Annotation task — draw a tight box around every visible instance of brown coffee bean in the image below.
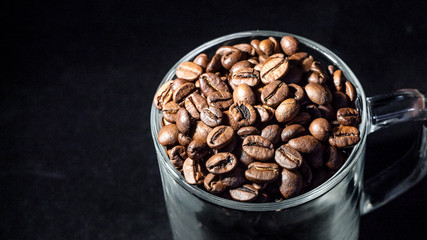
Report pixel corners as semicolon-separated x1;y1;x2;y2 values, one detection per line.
199;72;229;97
333;69;343;92
233;43;256;56
242;135;275;161
237;126;260;139
308;61;329;84
250;39;263;56
221;48;243;70
245;162;280;183
309;118;331;141
264;53;285;64
229;101;257;129
233;84;256;105
337;108;361;126
192;121;212;143
279;168;303;199
173;82;196;105
287;112;312;126
204;168;246;194
214;134;237;153
305;147;324;168
254;62;264;72
200;106;223;127
288;135;321;154
154;80;173;110
260;57;289;84
324;146;344;170
305;83;332;105
178;133;192;147
183;158;205;185
345;80;357;102
329;126;360;148
275;144;303;170
288;83;306;103
207;91;234;110
171;78;190;92
261;124;282;144
206;53;222;73
261;80;290;107
332;91;349;110
187;139;209;161
206;125;235;149
229;184;258;202
176;108;192;135
206;152;238;175
158;124;179;146
193;53;209;69
230;68;260;87
254;105;275;123
269;36;282;53
305;104;322;119
259;39;275;56
281;124;306;142
280;36;299;56
204;173;227;194
229;60;254;76
185;92;208;120
288;52;313;72
237;147;256;166
162;101;180;123
318;104;335;121
275;98;300;123
176;61;203;81
168;145;187;170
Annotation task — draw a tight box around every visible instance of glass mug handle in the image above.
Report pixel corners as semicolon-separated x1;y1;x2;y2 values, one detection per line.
360;89;427;215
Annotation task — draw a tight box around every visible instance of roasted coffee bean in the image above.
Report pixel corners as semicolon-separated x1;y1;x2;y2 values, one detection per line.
288;135;321;154
158;124;179;146
173;82;196;105
206;125;235;149
275;98;300;123
162;101;180;123
269;36;282;54
288;52;313;72
237;126;260;139
318;104;335;121
305;147;324;168
242;135;275;161
324;146;344;170
204;168;246;194
176;62;203;81
171;78;190;92
206;53;222;73
345;81;357;102
237;147;256;166
206;152;238;174
329;126;360;148
305;104;322;119
204;173;227;193
279;168;303;198
309;118;331;141
187;139;209;161
308;61;329;84
281;124;306;142
192;121;212;142
332;91;349;110
250;39;263;57
200;106;223;127
168;145;187;170
229;101;257;129
178;133;192;147
230;68;260;87
260;57;289;84
261;124;282;144
245;162;280;183
229;60;254;76
199;72;229;97
233;43;256;56
280;36;299;55
305;83;332;105
185;92;208;119
233;84;256;105
264;53;285;64
282;65;302;85
207;91;234;110
299;161;313;187
333;69;344;92
176;108;192;135
254;105;275;123
287;112;312;126
221;48;243;70
288;83;306;103
183;158;205;185
261;80;290;107
215;46;237;56
193;53;210;69
254;62;264;72
275;144;303;170
229;184;259;202
154;80;173;110
337;107;361;126
215;134;237;153
259;39;275;56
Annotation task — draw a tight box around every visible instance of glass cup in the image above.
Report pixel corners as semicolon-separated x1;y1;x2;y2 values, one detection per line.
150;30;427;240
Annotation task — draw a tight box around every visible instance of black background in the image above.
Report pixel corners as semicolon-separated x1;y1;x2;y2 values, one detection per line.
2;0;427;239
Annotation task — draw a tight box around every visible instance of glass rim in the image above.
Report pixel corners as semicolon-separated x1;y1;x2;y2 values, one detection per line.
150;30;368;211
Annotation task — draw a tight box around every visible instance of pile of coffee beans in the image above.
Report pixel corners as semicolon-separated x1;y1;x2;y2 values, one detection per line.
154;35;361;202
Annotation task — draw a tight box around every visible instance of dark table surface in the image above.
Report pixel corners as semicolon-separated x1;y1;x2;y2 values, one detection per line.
2;0;427;239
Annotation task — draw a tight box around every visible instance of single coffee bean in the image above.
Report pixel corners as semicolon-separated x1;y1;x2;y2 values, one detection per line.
158;124;179;146
254;105;275;123
237;147;256;166
178;133;192;147
237;126;260;139
193;53;210;69
288;83;306;103
229;101;257;129
242;135;275;161
269;36;282;54
275;144;303;170
260;57;289;84
215;46;237;56
206;125;235;149
204;168;246;194
281;124;306;142
333;69;344;92
305;104;322;119
230;68;260;87
176;61;203;81
337;107;361;126
332;91;349;110
187;139;209;161
229;184;259;202
308;61;329;84
288;52;313;72
173;82;196;105
261;124;282;144
221;48;243;70
286;112;312;126
233;43;256;56
200;106;223;127
206;53;222;73
263;53;285;65
275;98;300;123
259;39;275;56
261;80;290;107
305;147;324;168
206;152;238;175
250;39;263;57
233;84;256;105
162;101;180;123
192;121;212;143
280;36;299;55
309;118;331;141
154;80;173;110
207;91;234;110
279;168;303;199
183;158;205;185
318;104;335;121
305;83;332;105
214;134;237;153
245;162;280;183
345;80;357;102
168;145;187;170
299;161;313;187
185;92;208;120
329;126;360;148
288;135;321;154
176;108;192;135
171;78;190;92
204;173;227;194
199;72;230;97
324;146;344;170
229;60;254;76
282;65;302;85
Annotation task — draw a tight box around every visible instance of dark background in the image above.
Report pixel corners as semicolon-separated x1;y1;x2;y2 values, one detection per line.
2;0;427;239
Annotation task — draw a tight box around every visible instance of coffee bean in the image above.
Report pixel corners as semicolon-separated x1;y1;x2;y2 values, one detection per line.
250;39;263;57
237;126;260;139
254;105;275;123
263;53;285;64
261;124;282;144
185;92;208;119
333;69;343;92
192;121;212;143
158;124;179;146
162;101;180;123
280;36;299;56
281;124;306;142
229;101;257;129
233;84;256;105
176;108;192;135
275;144;303;170
173;82;196;105
259;39;275;56
305;83;332;105
229;184;259;202
176;61;203;81
324;146;344;170
329;126;360;148
275;98;300;123
206;53;222;73
288;83;306;103
207;91;234;110
260;57;289;84
308;61;329;84
242;135;275;161
221;48;243;70
261;80;290;107
206;125;235;149
154;80;173;110
230;68;260;87
288;52;313;72
279;168;303;198
332;91;349;110
187;139;209;161
237;147;256;166
305;104;322;119
183;158;205;185
337;108;361;126
200;106;223;127
193;53;210;69
214;134;237;153
233;43;256;56
206;152;238;175
282;65;302;85
254;62;264;72
171;78;190;92
305;147;324;168
168;145;187;170
309;118;331;141
269;36;282;54
286;112;312;126
178;133;192;147
318;104;335;121
199;72;230;97
204;168;246;194
229;60;254;76
204;173;227;194
288;135;321;154
345;81;357;102
245;162;280;183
